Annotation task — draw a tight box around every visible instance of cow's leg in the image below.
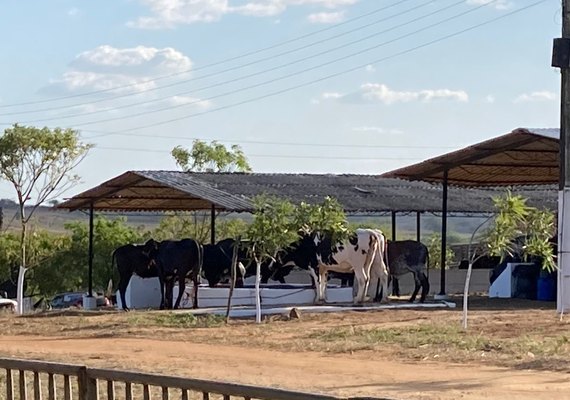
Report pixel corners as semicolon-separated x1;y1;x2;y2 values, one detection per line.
392;277;401;297
371;261;389;304
307;267;320;303
192;276;199;309
118;275;131;311
158;276;166;310
409;271;422;303
419;271;430;303
318;268;328;303
353;267;368;303
173;275;185;309
165;278;175;309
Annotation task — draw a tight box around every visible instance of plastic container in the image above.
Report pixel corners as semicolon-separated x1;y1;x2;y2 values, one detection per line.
537;275;556;301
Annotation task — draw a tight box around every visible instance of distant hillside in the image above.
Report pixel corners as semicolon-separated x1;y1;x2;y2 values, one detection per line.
0;198;487;244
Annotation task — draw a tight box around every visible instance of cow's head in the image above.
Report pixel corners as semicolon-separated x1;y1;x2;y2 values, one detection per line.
141;238;160;268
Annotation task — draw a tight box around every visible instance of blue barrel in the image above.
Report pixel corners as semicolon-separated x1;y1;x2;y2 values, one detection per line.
537;275;556;301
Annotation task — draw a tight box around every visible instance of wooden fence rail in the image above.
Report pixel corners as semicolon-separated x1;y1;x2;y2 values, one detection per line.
1;358;389;400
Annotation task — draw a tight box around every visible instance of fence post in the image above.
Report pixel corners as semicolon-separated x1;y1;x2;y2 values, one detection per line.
78;367;98;400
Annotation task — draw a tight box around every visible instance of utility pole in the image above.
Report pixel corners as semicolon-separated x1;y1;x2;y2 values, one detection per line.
552;0;570;313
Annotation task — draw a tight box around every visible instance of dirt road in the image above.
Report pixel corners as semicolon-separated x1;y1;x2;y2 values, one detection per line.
1;334;569;400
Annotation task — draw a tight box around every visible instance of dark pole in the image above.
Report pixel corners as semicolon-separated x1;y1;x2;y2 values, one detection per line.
210;204;216;245
391;211;396;241
416;211;421;242
88;202;94;297
438;169;449;297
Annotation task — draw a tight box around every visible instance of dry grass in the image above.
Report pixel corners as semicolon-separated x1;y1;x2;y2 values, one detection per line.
1;297;569;373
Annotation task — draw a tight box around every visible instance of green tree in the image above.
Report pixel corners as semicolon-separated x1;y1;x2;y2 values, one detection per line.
245;196;349;323
246;195;299;323
62;216;146;293
427;233;455;269
462;191;556;329
0;124;92;313
172;140;252;173
170;139;252;244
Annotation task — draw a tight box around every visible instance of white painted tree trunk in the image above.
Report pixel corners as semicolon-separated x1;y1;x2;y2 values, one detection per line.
255;261;261;323
462;262;474;330
16;266;26;315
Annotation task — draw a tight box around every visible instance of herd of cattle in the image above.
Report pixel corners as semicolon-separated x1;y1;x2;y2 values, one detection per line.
112;228;430;311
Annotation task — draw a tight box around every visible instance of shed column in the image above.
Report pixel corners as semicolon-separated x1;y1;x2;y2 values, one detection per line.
210;204;216;245
435;169;449;300
88;202;94;297
391;211;397;241
416;211;421;242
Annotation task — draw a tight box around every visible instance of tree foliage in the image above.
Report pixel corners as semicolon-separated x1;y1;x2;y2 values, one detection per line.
0;124;92;312
172;140;252;173
0;124;92;214
427;233;455;269
485;191;556;272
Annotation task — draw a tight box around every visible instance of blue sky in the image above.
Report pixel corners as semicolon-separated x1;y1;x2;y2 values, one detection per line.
0;0;562;201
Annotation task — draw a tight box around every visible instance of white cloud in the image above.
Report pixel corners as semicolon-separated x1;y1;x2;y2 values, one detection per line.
514;91;557;103
360;83;469;104
352;126;403;135
365;64;376;73
128;0;358;28
466;0;513;10
40;45;193;97
311;91;344;104
321;91;343;99
307;11;345;24
485;94;495;103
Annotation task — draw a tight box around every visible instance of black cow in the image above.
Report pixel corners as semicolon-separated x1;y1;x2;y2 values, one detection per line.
380;240;430;303
202;238;248;287
112;241;158;311
146;238;203;309
203;238;285;286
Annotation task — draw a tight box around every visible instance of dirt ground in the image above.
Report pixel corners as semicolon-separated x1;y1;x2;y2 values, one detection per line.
1;297;569;400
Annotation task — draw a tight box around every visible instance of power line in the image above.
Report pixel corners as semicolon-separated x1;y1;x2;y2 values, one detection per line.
95;145;426;160
1;0;444;120
0;0;416;109
79;0;540;136
88;134;459;150
22;0;491;128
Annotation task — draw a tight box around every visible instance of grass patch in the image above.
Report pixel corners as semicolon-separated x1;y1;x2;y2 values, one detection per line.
127;312;224;328
305;323;570;364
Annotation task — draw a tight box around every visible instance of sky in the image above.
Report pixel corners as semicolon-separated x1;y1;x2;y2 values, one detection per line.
0;0;562;202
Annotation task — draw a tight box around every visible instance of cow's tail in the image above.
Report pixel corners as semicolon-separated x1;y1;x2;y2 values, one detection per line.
197;241;204;280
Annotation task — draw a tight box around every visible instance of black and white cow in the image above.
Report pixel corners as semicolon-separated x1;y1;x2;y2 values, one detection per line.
112;241;158;311
276;229;389;303
145;238;203;309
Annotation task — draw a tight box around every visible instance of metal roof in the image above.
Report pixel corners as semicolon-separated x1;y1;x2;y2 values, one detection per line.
380;128;560;186
57;171;253;212
57;170;557;214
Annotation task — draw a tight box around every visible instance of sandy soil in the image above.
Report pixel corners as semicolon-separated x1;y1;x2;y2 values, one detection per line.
0;298;569;400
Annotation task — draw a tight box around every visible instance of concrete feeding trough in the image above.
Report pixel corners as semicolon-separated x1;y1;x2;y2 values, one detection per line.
115;276;354;310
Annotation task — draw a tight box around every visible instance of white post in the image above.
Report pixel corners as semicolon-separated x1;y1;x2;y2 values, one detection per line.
558;190;570;313
16;266;26;315
255;261;261;323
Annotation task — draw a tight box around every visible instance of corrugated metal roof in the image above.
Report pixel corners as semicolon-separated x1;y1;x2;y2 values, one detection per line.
381;127;560;186
57;170;557;214
57;171;253;212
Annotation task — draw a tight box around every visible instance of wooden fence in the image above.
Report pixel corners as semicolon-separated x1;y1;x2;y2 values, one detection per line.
1;358;389;400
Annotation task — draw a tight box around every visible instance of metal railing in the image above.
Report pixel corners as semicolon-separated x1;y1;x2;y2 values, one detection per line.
1;358;389;400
